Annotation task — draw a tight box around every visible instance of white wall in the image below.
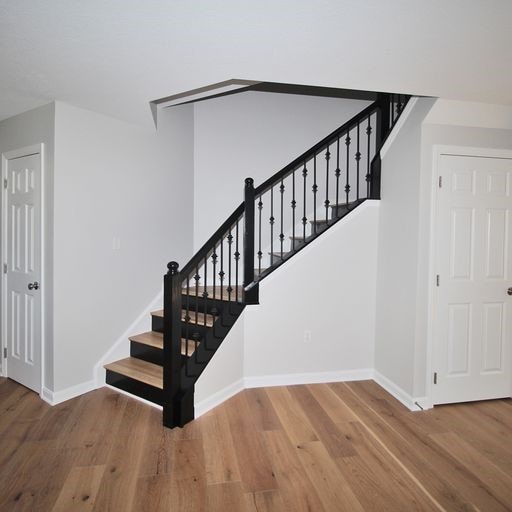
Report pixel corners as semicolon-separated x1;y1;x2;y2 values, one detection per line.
373;98;436;398
193;91;371;250
52;102;194;392
244;201;378;381
0;103;55;386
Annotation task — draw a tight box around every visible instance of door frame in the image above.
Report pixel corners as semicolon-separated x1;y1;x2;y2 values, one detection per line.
1;143;45;396
426;144;512;407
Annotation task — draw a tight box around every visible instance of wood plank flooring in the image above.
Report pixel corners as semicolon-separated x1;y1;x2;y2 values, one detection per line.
0;377;511;511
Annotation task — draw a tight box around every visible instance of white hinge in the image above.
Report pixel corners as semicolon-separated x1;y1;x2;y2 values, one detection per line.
436;274;440;287
438;176;442;188
3;263;6;274
433;372;438;385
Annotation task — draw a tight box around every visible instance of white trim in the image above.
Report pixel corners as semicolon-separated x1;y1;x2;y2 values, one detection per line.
93;291;163;387
244;368;373;389
373;371;423;411
41;380;96;406
426;145;512;406
379;97;419;159
1;144;45;396
195;378;244;418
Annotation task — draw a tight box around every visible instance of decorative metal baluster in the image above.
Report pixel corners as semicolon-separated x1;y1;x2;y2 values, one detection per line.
279;180;285;257
291;170;296;251
270;187;274;265
396;95;403;120
366;117;372;197
335;138;341;215
355;122;361;201
345;132;351;206
312;153;317;234
203;255;208;334
325;145;330;222
235;220;240;303
302;162;308;240
391;94;395;126
257;196;263;275
219;238;224;301
227;230;233;305
185;276;190;358
211;247;218;339
194;266;200;331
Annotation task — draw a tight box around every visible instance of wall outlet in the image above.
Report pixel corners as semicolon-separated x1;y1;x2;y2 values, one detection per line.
304;330;312;343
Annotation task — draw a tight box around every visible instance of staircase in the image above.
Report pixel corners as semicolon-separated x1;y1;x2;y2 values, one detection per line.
104;92;410;428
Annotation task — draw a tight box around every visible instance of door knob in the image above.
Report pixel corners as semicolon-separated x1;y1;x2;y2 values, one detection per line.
508;287;512;296
28;281;39;291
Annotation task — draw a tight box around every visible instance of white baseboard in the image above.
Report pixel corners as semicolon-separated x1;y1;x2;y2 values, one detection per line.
244;368;374;389
195;378;245;419
373;370;423;411
41;380;96;406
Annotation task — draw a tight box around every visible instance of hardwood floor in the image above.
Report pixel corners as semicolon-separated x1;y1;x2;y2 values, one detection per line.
0;378;511;511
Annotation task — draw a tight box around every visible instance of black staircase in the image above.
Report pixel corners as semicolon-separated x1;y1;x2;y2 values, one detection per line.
105;92;410;428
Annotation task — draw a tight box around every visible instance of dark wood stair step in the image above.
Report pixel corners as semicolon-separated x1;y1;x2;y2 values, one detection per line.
129;331;198;356
105;357;163;389
151;309;215;327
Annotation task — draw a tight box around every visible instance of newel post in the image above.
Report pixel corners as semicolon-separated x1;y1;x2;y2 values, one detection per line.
243;178;259;304
163;261;182;428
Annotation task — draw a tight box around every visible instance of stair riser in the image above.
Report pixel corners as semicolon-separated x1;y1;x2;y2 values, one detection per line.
130;340;163;366
106;369;163;406
181;295;242;315
151;316;211;338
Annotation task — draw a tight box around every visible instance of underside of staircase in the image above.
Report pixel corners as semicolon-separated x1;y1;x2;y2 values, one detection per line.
104;92;410;428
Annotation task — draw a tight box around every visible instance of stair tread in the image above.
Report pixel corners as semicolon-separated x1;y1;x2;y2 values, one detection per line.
151;309;215;327
104;357;163;389
269;252;290;258
330;200;359;208
129;331;198;355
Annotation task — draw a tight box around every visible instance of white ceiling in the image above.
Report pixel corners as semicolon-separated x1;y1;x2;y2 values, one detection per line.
1;0;511;127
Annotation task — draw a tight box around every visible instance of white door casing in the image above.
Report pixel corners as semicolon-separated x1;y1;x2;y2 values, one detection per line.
432;151;512;404
1;147;43;393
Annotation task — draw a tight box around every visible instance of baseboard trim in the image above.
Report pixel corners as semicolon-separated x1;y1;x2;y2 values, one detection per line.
373;370;423;411
244;368;374;389
41;380;96;406
195;378;245;419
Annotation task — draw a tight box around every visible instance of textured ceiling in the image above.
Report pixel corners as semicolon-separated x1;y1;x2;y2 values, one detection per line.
0;0;511;127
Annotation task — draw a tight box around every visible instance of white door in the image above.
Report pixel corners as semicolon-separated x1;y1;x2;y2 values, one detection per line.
433;153;512;404
3;151;42;392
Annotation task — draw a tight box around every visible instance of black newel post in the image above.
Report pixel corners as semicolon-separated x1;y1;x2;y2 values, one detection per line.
243;178;259;304
370;93;392;200
163;261;182;428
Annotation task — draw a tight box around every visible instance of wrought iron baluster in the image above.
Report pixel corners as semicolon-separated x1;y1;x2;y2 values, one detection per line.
194;266;200;330
302;162;307;240
366;117;372;197
235;220;240;303
313;153;317;233
219;238;224;301
335;137;340;215
270;187;274;264
325;145;330;222
345;132;351;205
185;276;190;358
227;229;233;304
257;196;263;274
203;256;208;335
291;170;296;251
279;180;285;257
356;122;361;201
211;247;218;338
